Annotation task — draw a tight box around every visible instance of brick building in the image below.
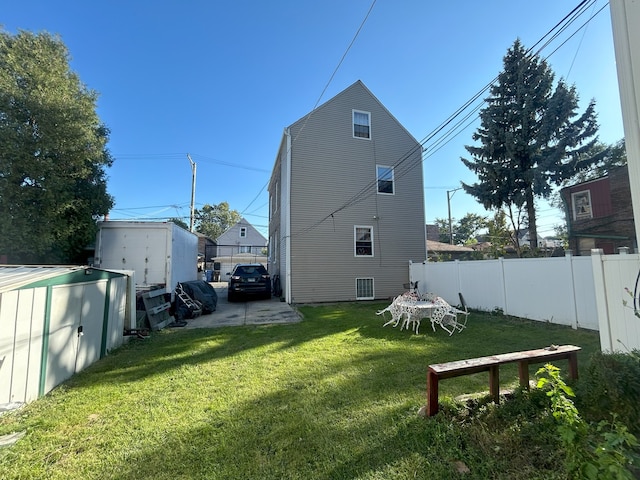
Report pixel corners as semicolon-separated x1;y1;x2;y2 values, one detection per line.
560;165;636;255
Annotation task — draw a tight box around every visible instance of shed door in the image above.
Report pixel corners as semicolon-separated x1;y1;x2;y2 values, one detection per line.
45;282;106;394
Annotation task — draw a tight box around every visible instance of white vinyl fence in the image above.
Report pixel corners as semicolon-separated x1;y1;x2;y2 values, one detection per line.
591;250;640;353
409;251;640;352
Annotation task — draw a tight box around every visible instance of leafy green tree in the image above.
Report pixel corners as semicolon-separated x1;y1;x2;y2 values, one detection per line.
457;213;487;246
0;30;113;263
434;213;487;245
485;209;516;258
462;39;605;249
553;223;569;250
195;202;241;239
434;217;452;244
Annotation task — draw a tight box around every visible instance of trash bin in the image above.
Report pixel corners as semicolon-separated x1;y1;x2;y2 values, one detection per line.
205;270;213;282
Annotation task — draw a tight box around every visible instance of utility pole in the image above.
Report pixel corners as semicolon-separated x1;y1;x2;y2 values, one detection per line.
188;153;196;232
447;187;462;245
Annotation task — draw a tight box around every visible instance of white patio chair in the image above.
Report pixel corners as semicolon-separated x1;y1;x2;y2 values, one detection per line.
429;293;469;335
377;294;406;328
399;298;422;334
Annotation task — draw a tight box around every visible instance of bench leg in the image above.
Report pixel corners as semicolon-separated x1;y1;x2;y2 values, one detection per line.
567;352;579;380
489;365;500;403
518;361;530;389
427;370;439;416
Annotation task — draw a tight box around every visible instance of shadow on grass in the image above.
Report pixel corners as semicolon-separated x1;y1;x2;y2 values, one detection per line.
84;314;587;480
67;302;600;394
2;303;602;479
89;340;475;479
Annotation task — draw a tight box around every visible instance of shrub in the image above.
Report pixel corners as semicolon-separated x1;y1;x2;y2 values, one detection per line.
537;364;640;479
575;350;640;435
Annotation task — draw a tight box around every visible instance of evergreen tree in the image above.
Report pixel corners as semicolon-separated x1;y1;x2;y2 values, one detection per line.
0;30;113;263
461;39;604;249
564;138;626;184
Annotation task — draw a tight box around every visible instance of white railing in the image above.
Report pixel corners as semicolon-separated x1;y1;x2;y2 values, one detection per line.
409;251;640;352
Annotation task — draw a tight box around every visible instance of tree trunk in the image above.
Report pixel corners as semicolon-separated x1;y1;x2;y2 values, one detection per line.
525;188;538;250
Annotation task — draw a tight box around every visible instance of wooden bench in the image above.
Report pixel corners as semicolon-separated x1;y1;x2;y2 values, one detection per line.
426;345;581;416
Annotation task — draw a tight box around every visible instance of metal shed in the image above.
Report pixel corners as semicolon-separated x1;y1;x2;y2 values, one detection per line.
0;265;134;408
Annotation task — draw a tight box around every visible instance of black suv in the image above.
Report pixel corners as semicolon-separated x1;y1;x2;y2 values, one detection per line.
227;263;271;301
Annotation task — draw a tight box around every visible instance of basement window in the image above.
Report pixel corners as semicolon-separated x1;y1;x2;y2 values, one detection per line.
356;278;374;300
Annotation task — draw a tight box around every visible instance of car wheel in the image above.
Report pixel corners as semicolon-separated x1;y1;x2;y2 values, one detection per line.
227;292;235;302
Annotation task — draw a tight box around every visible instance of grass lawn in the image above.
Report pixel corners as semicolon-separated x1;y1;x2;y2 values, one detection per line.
0;303;601;479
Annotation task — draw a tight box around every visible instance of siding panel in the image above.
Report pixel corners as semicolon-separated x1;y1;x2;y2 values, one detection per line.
278;81;424;303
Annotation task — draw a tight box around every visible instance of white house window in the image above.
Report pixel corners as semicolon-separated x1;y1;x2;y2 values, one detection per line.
240;227;247;238
239;245;251;253
356;278;374;300
353;110;370;139
354;226;373;256
572;190;593;220
377;165;394;194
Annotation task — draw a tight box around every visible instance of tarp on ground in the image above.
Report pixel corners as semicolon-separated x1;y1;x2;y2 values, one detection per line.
176;280;218;316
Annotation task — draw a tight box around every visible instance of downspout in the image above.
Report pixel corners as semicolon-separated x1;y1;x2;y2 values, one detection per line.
285;128;293;304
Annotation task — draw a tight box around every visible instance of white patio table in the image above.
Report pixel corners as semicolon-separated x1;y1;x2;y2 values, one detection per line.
377;292;469;335
377;296;436;334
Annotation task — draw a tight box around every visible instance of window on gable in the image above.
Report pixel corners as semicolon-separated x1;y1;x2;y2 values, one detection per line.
356;278;374;300
572;190;593;220
377;165;394;194
353;110;370;139
354;226;373;257
240;227;247;238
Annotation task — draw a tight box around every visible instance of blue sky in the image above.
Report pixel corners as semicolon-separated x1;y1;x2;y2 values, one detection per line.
3;0;624;238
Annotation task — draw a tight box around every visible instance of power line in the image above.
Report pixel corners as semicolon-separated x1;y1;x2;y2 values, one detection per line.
291;0;606;238
113;152;271;173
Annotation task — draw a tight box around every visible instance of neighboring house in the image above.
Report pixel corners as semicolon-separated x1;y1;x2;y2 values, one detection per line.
216;218;267;257
425;224;474;261
425;224;441;242
560;165;636;255
426;240;474;261
268;80;426;303
516;228;545;249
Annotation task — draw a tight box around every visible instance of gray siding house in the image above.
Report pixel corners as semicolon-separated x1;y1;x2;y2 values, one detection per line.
216;218;267;257
268;80;426;304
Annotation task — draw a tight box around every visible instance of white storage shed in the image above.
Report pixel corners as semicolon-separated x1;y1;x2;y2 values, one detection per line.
0;265;134;408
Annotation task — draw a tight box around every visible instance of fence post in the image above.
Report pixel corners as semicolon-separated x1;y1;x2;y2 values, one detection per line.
499;257;508;315
566;251;579;330
591;249;612;352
